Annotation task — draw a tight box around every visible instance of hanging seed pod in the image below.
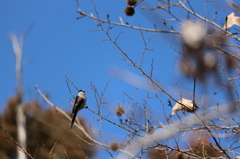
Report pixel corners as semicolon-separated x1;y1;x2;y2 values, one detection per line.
110;142;119;151
125;6;135;16
126;0;138;6
115;106;125;116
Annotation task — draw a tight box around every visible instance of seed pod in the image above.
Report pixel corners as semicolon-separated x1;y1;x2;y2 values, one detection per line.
125;6;135;16
146;127;154;135
126;0;138;6
110;142;119;151
115;106;125;116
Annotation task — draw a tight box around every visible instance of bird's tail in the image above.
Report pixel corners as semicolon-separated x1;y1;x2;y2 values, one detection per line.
70;112;77;129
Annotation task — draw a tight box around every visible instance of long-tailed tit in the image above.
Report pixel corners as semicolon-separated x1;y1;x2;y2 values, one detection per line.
70;89;86;129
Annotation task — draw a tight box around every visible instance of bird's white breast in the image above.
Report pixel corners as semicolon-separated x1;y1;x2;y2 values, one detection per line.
78;92;86;98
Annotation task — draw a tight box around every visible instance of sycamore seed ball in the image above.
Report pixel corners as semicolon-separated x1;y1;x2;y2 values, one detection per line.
125;6;135;16
126;0;138;6
115;106;125;116
110;142;119;151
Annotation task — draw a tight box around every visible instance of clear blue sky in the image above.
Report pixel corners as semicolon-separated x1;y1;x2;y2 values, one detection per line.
0;0;185;114
0;0;236;158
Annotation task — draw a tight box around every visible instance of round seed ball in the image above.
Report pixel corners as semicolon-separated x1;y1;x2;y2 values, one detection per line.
126;0;138;6
125;6;135;16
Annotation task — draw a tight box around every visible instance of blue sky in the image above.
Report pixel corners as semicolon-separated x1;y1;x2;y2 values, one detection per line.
1;0;238;158
0;0;230;109
0;0;183;113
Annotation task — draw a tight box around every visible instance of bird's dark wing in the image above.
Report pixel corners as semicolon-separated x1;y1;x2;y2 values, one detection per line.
75;97;84;111
72;96;83;113
72;96;78;114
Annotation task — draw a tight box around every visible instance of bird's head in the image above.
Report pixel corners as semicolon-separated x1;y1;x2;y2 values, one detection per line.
79;89;85;92
78;89;86;97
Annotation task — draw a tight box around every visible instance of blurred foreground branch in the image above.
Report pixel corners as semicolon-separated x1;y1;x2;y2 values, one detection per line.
10;34;27;159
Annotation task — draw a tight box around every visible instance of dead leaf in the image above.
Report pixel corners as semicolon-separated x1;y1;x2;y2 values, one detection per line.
223;12;240;29
172;98;198;115
182;21;206;49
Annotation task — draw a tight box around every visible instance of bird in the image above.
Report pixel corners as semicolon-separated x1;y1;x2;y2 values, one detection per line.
70;89;87;129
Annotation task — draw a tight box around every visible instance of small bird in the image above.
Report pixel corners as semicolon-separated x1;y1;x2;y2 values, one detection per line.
70;89;87;129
